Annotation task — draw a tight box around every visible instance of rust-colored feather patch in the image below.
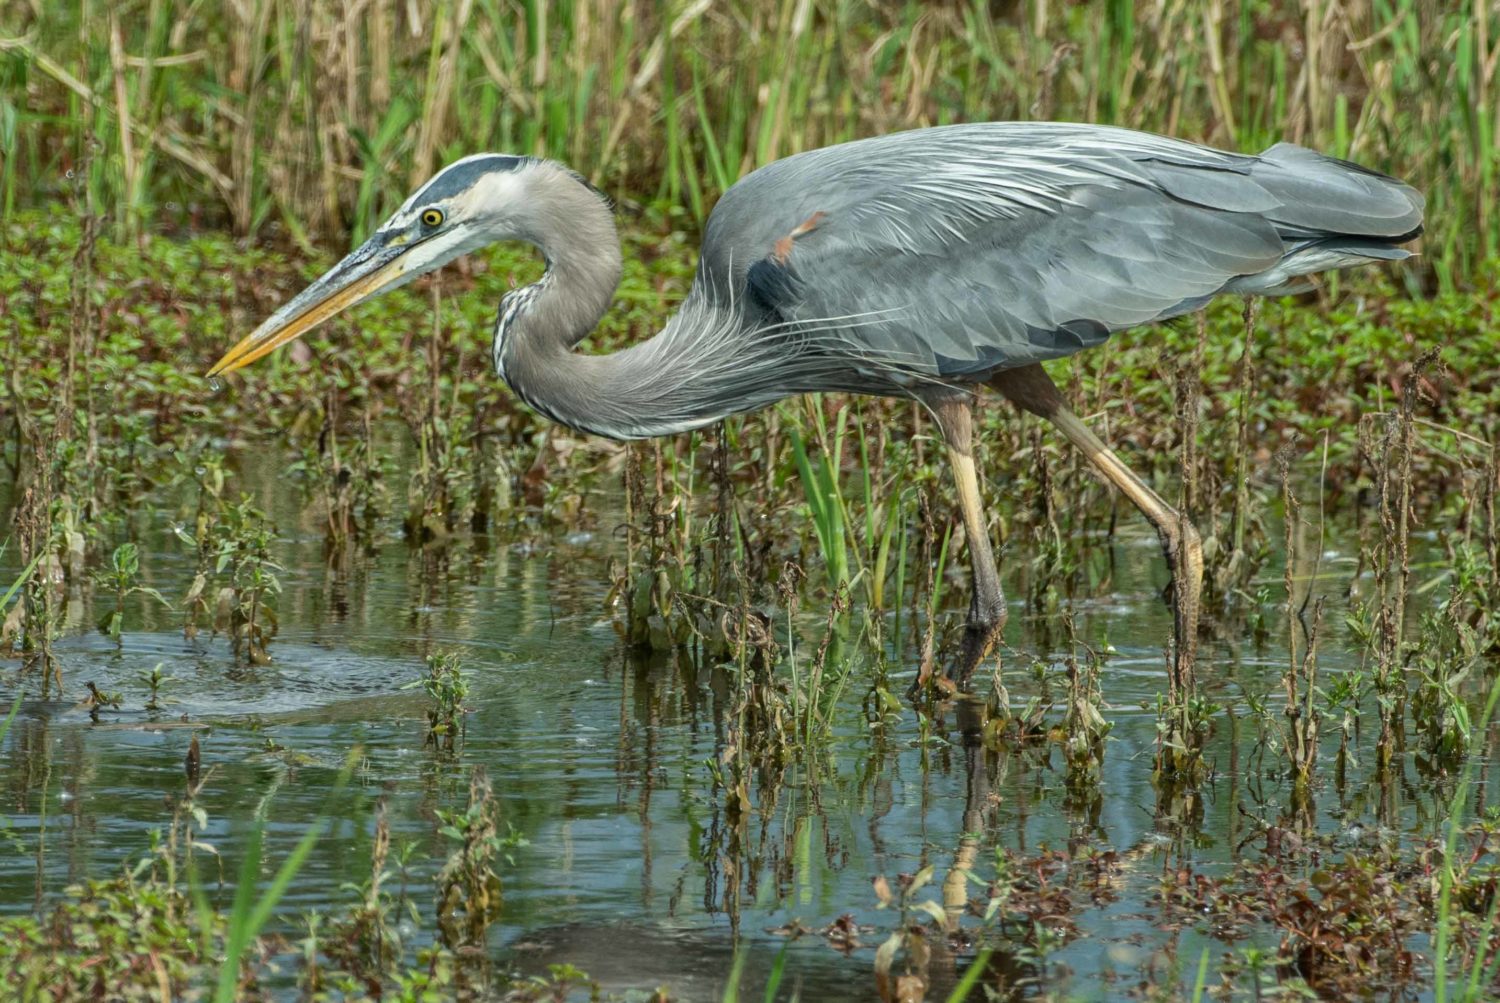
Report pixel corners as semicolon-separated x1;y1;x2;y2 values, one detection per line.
770;210;827;264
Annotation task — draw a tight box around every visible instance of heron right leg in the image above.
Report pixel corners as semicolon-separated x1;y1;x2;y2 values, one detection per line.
927;394;1006;686
989;365;1202;676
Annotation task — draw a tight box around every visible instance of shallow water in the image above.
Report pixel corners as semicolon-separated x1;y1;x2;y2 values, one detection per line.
0;440;1492;1002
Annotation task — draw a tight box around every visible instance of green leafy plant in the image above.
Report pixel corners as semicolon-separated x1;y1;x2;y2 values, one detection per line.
404;650;471;754
94;541;170;642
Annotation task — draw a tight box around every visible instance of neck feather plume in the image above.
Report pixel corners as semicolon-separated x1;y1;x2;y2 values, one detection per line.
491;161;912;440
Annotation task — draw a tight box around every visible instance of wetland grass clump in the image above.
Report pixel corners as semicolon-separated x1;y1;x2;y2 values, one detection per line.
1407;412;1500;769
5;1;1494;289
302;799;411;996
292;381;387;557
434;767;515;969
172;447;286;658
410;650;472;754
218;499;283;666
788;579;854;751
10;497;62;694
1353;355;1430;772
1205;299;1273;612
1276;446;1325;797
1153;322;1215;794
399;288;473;545
93;541;169;643
789;415;852;602
614;430;730;656
173;449;227;639
1060;618;1111;796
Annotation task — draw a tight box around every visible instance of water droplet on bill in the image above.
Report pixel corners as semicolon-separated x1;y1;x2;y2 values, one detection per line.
207;376;223;393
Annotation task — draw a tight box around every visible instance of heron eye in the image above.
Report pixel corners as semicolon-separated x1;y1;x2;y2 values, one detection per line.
421;208;445;227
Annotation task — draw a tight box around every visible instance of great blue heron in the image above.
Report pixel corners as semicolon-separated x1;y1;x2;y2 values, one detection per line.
208;122;1423;685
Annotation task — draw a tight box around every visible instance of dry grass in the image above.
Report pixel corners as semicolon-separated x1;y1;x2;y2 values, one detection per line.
0;1;1493;285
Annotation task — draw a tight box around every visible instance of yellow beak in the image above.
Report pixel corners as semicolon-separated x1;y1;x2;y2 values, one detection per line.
206;252;409;378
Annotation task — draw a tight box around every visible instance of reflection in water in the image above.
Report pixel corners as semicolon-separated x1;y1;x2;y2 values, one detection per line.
0;444;1494;1001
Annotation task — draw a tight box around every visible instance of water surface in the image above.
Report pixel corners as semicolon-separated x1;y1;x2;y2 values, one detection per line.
0;441;1488;1001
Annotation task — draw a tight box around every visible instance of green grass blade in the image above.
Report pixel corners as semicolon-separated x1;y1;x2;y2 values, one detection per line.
212;751;357;1002
0;694;20;746
1190;946;1210;1002
945;947;992;1002
722;941;747;1003
763;937;791;1002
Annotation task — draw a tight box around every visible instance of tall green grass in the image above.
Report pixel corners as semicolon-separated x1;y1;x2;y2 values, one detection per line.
208;751;357;1003
1432;675;1500;1003
2;1;1492;283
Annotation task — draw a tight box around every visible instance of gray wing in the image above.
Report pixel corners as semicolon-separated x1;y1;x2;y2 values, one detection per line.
697;123;1423;384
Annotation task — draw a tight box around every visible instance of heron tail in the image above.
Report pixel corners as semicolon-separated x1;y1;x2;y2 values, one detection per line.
1228;142;1424;295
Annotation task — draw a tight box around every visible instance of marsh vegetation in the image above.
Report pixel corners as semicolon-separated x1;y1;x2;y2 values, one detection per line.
2;1;1499;1000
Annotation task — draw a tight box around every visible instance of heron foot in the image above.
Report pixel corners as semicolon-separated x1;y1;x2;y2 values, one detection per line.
947;617;1005;689
906;611;1004;701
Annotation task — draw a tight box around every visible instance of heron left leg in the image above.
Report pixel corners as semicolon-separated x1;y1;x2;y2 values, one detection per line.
927;394;1006;685
989;365;1202;678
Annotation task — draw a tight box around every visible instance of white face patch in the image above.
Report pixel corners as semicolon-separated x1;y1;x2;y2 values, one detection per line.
360;160;537;300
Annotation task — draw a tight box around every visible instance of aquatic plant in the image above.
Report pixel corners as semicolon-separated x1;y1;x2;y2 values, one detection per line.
287;382;380;556
434;767;509;960
7;434;66;694
1060;619;1111;792
1432;678;1500;1003
398;289;473;545
788;580;853;750
789;407;854;603
1276;446;1325;794
614;435;703;653
138;661;175;713
1356;356;1431;771
1207;300;1270;611
305;798;411;992
216;498;283;665
168;449;228;640
93;541;170;643
408;650;471;754
872;863;948;1002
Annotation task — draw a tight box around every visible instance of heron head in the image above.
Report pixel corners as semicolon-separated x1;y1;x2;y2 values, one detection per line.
207;154;542;377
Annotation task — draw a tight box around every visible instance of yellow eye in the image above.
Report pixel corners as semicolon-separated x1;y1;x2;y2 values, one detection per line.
421;208;444;227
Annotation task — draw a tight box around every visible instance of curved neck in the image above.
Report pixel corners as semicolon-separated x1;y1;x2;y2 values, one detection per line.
498;283;750;440
494;166;769;441
507;164;623;353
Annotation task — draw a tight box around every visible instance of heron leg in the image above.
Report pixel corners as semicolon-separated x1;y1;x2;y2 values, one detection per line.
927;393;1006;685
989;365;1202;674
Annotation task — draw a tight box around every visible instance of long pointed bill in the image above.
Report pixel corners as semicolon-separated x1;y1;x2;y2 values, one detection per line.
207;238;411;378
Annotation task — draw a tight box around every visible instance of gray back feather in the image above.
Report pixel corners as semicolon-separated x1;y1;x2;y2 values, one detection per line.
698;122;1423;383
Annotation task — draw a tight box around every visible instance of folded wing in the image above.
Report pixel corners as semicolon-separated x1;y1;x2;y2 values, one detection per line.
698;123;1422;386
